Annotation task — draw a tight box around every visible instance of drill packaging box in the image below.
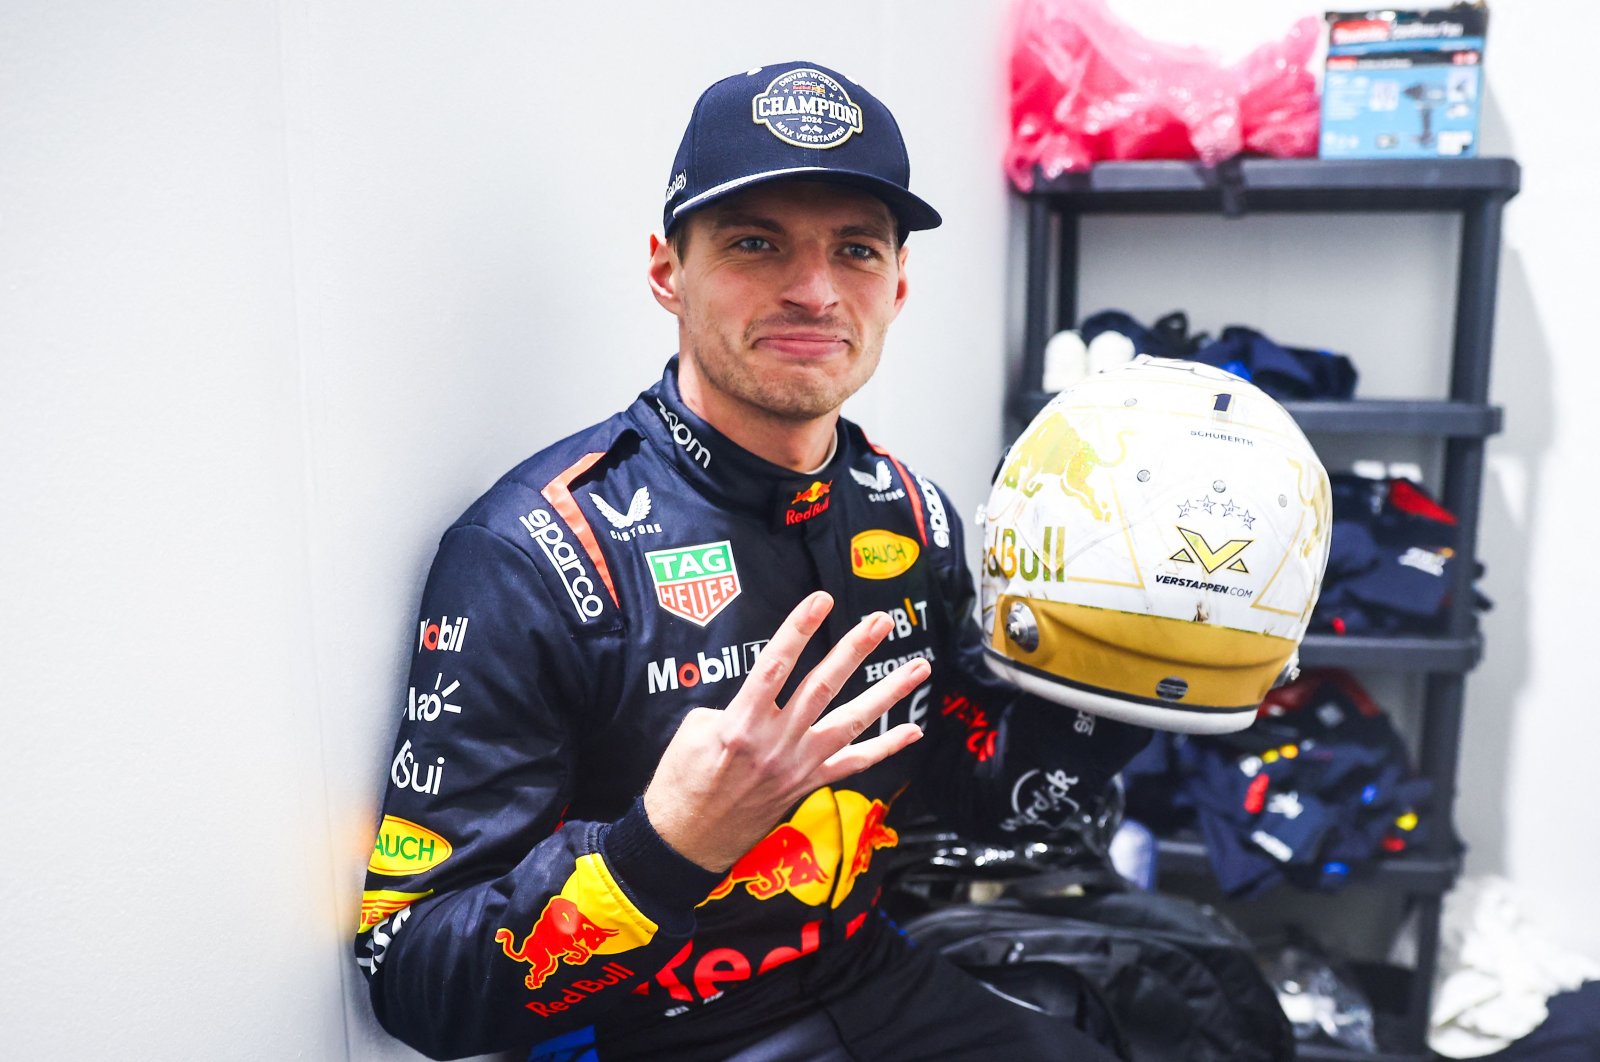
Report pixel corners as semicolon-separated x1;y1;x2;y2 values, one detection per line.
1320;4;1488;160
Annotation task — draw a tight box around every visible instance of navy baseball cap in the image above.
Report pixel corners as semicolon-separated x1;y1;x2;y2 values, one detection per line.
662;61;942;236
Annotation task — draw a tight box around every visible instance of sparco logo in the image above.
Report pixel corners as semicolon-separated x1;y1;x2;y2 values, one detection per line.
521;509;605;620
752;67;863;150
915;472;951;549
648;640;768;694
657;400;710;468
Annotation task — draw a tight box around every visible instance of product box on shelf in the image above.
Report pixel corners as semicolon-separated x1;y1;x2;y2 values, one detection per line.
1320;4;1489;160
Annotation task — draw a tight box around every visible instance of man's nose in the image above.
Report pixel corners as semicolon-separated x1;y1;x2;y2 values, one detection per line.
780;245;840;315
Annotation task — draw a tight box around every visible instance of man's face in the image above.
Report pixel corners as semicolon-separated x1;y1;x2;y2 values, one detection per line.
651;181;909;424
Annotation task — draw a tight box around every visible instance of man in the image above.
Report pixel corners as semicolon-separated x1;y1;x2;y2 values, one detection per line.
358;61;1149;1061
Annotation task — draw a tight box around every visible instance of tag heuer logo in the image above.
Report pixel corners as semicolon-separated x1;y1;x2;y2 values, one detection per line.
645;540;741;625
752;68;863;149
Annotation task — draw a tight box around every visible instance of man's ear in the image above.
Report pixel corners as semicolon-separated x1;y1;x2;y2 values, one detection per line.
891;243;910;319
648;232;682;316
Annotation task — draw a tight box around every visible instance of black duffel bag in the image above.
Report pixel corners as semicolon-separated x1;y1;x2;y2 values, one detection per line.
895;855;1294;1062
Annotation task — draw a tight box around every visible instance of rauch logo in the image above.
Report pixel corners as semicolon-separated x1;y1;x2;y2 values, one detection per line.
368;815;453;876
849;529;919;580
645;540;741;626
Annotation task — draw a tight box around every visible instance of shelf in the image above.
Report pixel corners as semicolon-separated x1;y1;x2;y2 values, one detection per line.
1299;632;1481;672
1155;835;1460;894
1026;157;1520;214
1014;154;1515;1059
1282;400;1502;437
1012;391;1502;438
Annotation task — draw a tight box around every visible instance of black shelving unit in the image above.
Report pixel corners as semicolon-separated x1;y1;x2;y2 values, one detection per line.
1012;157;1520;1060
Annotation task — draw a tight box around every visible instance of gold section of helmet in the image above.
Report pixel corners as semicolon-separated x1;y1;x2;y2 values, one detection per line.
992;594;1295;710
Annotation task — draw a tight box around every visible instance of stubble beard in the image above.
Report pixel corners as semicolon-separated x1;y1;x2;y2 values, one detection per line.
686;311;886;424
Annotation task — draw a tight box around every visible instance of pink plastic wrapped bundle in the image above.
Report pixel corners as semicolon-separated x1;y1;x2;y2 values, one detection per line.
1006;0;1320;188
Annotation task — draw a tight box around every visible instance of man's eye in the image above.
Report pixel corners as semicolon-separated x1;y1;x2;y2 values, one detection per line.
843;244;880;260
734;237;773;252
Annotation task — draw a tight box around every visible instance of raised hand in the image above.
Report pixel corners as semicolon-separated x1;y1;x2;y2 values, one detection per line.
641;590;929;873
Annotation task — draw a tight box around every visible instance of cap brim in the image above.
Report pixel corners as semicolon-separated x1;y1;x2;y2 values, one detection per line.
667;166;942;234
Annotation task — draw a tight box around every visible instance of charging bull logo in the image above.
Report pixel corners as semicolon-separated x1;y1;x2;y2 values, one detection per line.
497;897;619;991
701;788;900;909
495;854;658;992
785;479;833;526
705;824;830;902
844;798;898;883
792;480;831;506
998;412;1130;522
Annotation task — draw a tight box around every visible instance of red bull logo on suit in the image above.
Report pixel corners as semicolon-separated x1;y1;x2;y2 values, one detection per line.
495;853;658;998
699;787;899;911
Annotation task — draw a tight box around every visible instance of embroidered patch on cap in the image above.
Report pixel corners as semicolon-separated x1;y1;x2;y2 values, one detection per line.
751;67;863;149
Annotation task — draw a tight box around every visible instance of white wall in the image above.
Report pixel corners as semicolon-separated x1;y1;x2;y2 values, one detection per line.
2;2;1593;1059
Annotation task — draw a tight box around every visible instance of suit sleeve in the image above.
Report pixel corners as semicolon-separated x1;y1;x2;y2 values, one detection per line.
355;524;721;1060
915;482;1153;845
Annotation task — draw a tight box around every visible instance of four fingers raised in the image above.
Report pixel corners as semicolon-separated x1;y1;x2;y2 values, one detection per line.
724;592;931;788
728;591;833;716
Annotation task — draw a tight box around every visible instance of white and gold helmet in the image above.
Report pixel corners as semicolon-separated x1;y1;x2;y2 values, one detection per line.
981;357;1332;734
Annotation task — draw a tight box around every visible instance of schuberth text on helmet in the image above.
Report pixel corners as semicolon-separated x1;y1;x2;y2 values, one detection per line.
662;61;942;236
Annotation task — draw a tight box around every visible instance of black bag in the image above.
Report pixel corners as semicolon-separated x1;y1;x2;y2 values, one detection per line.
901;867;1294;1062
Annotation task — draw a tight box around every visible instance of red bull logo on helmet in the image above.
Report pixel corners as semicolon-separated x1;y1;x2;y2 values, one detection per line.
495;854;658;992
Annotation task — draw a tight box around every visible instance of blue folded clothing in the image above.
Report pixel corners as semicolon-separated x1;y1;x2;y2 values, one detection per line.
1076;309;1358;400
1123;671;1434;898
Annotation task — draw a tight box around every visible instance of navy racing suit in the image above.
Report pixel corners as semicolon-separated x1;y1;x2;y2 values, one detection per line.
357;359;1150;1059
